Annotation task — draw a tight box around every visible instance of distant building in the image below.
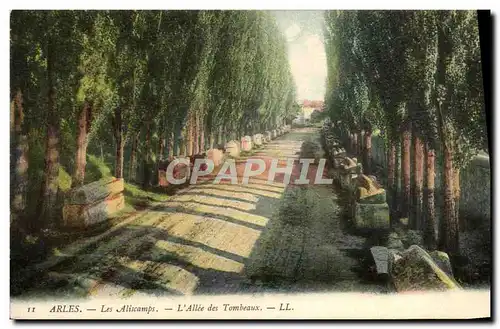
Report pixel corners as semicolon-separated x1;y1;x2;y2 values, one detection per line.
293;99;324;124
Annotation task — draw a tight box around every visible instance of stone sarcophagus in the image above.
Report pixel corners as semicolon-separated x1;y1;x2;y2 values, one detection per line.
252;134;263;146
158;156;192;187
333;147;346;157
337;157;362;188
225;140;240;158
352;174;390;229
264;131;272;142
241;136;253;152
353;202;390;229
389;245;460;292
63;177;125;228
207;148;225;167
355;174;387;204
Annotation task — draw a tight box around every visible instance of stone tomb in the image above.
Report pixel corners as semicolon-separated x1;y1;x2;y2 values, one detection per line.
332;154;346;170
389;245;460;292
355;174;387;204
241;136;253;152
264;131;272;142
352;174;390;229
353;202;390;229
252;133;263;146
207;148;225;167
63;177;125;228
225;140;240;158
370;246;389;275
158;156;192;187
338;157;361;189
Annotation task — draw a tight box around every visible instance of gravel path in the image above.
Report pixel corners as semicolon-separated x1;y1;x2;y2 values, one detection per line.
16;128;387;300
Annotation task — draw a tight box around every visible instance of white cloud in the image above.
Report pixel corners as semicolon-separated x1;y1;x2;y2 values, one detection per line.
274;11;327;101
288;34;327;100
285;23;301;42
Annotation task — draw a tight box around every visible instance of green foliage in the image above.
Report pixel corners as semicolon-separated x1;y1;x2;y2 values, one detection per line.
436;11;487;167
86;154;113;182
11;10;296;232
300;139;323;161
323;10;486;164
124;183;169;203
205;11;295;135
58;167;72;192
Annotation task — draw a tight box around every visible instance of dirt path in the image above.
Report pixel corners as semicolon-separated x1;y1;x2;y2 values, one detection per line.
16;128;386;300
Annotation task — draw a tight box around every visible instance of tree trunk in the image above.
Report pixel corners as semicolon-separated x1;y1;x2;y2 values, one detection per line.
158;133;166;162
180;122;187;156
186;111;193;156
155;131;166;186
209;132;215;149
200;116;205;153
38;124;60;230
387;140;397;225
38;38;60;229
358;131;364;156
72;101;92;187
363;130;372;175
115;136;125;179
11;89;28;225
179;138;185;156
435;12;458;255
394;139;401;218
352;133;358;156
113;107;125;179
401;127;411;218
423;144;437;250
129;133;139;182
10;98;15;132
410;134;424;230
232;126;237;141
193;111;199;155
174;120;182;156
143;122;152;189
454;169;461;230
439;145;459;255
168;130;174;159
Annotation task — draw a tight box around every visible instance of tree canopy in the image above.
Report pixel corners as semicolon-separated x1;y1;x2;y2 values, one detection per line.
10;10;297;230
323;10;487;255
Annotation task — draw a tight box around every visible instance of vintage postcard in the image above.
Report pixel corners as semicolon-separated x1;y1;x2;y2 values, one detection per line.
9;9;491;320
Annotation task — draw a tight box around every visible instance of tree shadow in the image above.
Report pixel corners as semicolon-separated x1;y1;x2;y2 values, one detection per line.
13;221;262;298
178;190;258;204
339;228;390;287
151;205;266;232
190;183;284;198
13;170;287;297
13;177;289;298
14;128;385;298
